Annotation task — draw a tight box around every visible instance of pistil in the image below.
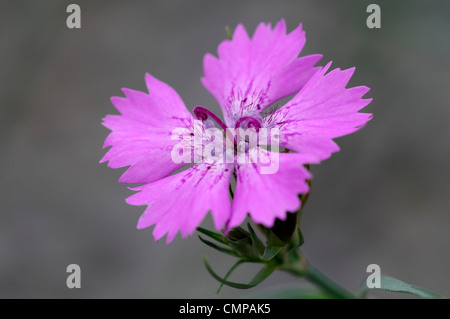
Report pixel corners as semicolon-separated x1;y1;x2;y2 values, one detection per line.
193;105;228;132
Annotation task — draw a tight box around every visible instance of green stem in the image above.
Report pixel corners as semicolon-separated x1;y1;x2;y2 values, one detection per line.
281;254;355;299
303;263;355;299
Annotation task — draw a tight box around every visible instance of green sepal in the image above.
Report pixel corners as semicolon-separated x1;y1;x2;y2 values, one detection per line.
225;26;233;40
262;245;281;261
296;228;304;247
225;227;260;260
265;228;286;248
247;223;265;257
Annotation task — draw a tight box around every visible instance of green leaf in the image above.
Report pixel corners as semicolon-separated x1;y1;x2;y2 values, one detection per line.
203;256;275;290
249;266;276;286
359;275;442;299
197;227;227;244
378;275;442;299
217;260;246;294
198;236;239;257
262;245;281;261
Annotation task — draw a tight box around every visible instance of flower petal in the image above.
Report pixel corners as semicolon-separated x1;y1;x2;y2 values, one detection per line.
100;73;195;184
202;19;321;126
266;62;373;161
126;161;233;243
228;149;315;229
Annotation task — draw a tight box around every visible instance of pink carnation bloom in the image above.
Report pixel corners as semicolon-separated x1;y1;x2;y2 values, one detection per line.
100;20;372;243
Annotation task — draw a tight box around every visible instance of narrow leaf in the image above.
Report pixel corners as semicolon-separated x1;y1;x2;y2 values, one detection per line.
203;256;275;290
197;227;227;244
249;266;276;286
378;275;442;299
198;236;239;257
358;275;442;299
217;260;246;294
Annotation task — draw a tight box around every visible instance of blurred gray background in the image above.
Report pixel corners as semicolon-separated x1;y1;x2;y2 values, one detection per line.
1;0;449;298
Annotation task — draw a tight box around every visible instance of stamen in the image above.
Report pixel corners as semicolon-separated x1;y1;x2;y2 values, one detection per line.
234;116;262;132
193;105;228;132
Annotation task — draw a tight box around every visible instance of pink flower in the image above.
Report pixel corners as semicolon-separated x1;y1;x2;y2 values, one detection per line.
100;20;372;243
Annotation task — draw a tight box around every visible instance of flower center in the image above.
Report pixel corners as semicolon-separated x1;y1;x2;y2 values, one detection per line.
234;116;262;132
193;106;263;155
